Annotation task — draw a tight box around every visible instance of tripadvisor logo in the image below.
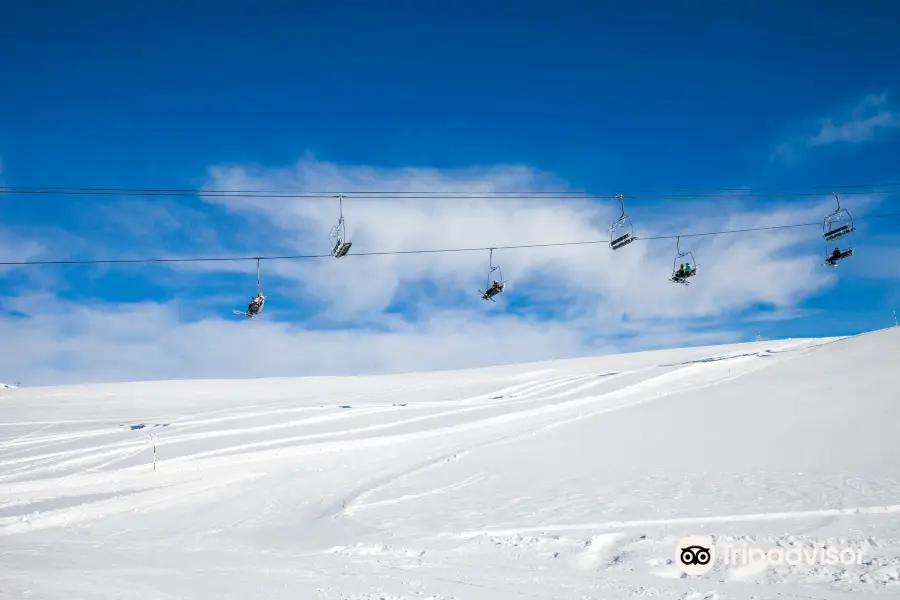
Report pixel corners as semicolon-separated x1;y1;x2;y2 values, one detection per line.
677;535;716;576
675;535;864;576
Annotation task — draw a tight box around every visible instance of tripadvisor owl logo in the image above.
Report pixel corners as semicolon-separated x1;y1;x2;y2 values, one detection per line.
676;535;716;576
674;534;865;576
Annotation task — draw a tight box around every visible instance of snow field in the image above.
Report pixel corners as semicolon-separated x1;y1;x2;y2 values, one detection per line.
1;330;899;599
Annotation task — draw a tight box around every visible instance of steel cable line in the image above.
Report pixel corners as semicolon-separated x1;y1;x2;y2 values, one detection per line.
3;211;900;267
3;181;900;193
1;185;900;200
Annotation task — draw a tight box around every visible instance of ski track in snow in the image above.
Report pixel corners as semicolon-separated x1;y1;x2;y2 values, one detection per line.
1;333;899;599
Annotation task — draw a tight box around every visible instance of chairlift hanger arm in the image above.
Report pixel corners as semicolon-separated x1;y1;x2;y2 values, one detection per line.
333;194;347;235
489;248;503;277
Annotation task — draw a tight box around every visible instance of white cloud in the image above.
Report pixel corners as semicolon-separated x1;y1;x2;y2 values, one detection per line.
0;293;751;387
0;158;851;385
774;93;900;160
0;294;587;385
741;307;822;323
809;93;900;146
197;160;838;323
0;229;45;271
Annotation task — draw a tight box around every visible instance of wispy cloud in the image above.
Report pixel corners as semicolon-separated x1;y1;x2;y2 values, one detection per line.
0;158;849;385
0;228;45;273
740;307;823;323
0;295;600;385
773;93;900;161
809;94;900;146
197;160;834;321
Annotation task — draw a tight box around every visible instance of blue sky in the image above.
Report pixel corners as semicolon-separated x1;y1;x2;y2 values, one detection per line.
1;1;899;385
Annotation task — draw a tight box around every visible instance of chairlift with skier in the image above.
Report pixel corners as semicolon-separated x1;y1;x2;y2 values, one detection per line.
825;244;854;267
479;248;507;302
233;258;267;318
609;195;636;250
330;193;353;258
669;236;698;285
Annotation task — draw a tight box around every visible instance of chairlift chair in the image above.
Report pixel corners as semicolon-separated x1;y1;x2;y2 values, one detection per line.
825;244;854;267
822;192;855;242
822;192;855;267
669;236;698;286
330;194;353;258
479;248;507;302
609;195;636;250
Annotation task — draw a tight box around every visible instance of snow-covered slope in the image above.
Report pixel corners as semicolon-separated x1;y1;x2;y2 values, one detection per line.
2;329;899;599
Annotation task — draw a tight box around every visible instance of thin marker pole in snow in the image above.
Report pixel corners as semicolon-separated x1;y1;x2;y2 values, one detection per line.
149;432;156;471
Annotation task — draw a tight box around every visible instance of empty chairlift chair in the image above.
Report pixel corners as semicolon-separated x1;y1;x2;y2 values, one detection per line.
822;192;855;267
330;193;353;258
609;195;636;250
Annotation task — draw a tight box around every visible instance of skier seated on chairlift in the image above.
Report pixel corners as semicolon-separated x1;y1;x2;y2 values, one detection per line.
484;280;505;298
247;293;264;315
831;247;841;261
674;263;694;280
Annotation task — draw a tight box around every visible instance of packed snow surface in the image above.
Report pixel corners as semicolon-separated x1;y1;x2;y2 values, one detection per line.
2;329;900;599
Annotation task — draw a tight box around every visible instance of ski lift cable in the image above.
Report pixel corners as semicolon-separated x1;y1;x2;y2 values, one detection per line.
5;184;897;193
0;190;892;199
2;211;900;267
1;186;900;200
2;181;900;195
